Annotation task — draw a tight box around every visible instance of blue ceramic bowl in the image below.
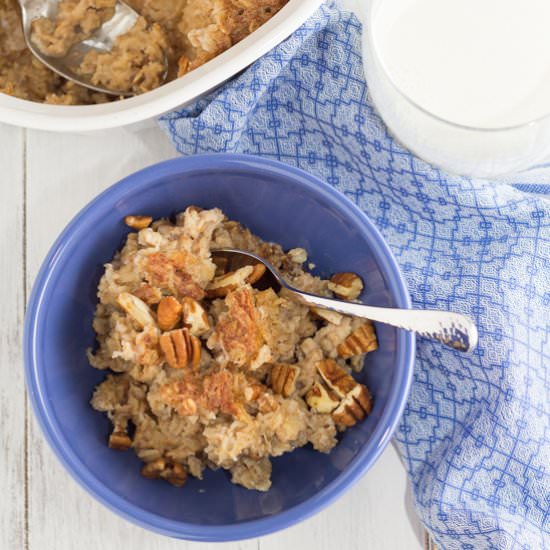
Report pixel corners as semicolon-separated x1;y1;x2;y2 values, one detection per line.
24;154;415;541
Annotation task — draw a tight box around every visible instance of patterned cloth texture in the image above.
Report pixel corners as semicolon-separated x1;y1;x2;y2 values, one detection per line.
159;4;550;549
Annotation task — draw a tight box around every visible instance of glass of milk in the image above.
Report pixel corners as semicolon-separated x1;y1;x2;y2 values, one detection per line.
362;0;550;178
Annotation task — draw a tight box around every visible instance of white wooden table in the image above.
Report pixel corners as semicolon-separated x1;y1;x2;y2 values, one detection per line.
0;122;427;550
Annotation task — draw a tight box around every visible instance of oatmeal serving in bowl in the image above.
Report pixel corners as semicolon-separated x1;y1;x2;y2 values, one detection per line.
90;206;378;491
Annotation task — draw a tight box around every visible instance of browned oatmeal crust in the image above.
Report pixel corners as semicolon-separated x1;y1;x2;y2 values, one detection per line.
89;207;378;491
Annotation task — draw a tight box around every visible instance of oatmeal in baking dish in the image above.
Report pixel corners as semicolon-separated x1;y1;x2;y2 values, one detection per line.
0;0;287;104
89;207;378;491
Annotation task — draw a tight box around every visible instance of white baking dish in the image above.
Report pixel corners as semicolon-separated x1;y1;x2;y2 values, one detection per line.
0;0;323;132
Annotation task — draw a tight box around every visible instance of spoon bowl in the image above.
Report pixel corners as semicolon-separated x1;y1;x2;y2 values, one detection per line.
18;0;142;96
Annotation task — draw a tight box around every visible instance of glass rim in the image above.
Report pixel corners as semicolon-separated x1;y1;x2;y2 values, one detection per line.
367;2;548;134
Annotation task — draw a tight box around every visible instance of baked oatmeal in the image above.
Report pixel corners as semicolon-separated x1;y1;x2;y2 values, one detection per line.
89;207;378;491
0;0;287;103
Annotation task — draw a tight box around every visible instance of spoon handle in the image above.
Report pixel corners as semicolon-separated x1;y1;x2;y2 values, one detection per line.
288;291;478;353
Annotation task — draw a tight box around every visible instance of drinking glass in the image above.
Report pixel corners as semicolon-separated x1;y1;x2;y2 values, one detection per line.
361;0;550;178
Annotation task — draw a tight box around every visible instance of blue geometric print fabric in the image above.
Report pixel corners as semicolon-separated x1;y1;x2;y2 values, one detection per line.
159;4;550;549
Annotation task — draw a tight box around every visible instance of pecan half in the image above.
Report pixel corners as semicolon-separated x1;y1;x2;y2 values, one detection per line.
206;265;253;298
315;360;373;427
117;292;156;328
270;363;300;397
206;264;266;298
160;327;201;370
305;381;340;413
332;385;373;427
338;321;378;358
181;297;210;336
157;296;183;331
124;215;153;230
328;272;364;301
316;359;356;398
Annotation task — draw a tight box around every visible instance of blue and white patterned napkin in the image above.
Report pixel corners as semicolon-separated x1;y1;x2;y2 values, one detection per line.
160;4;550;548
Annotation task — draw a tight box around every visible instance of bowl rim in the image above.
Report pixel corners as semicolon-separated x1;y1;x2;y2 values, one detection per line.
24;153;415;541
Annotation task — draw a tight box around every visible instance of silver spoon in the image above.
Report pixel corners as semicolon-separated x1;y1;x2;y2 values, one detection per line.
212;248;478;353
18;0;139;96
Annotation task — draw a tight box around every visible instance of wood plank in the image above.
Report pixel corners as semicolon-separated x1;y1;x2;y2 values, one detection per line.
259;445;421;550
0;123;26;550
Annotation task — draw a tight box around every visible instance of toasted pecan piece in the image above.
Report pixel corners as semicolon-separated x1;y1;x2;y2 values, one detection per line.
108;430;132;451
117;292;156;328
270;363;300;397
206;265;253;298
332;385;373;427
338;321;378;358
206;263;266;298
157;296;183;331
305;381;340;414
316;359;356;398
164;461;188;487
160;327;201;370
181;297;210;336
124;215;153;230
311;307;343;325
141;458;187;487
315;360;373;427
328;272;364;300
141;458;166;479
